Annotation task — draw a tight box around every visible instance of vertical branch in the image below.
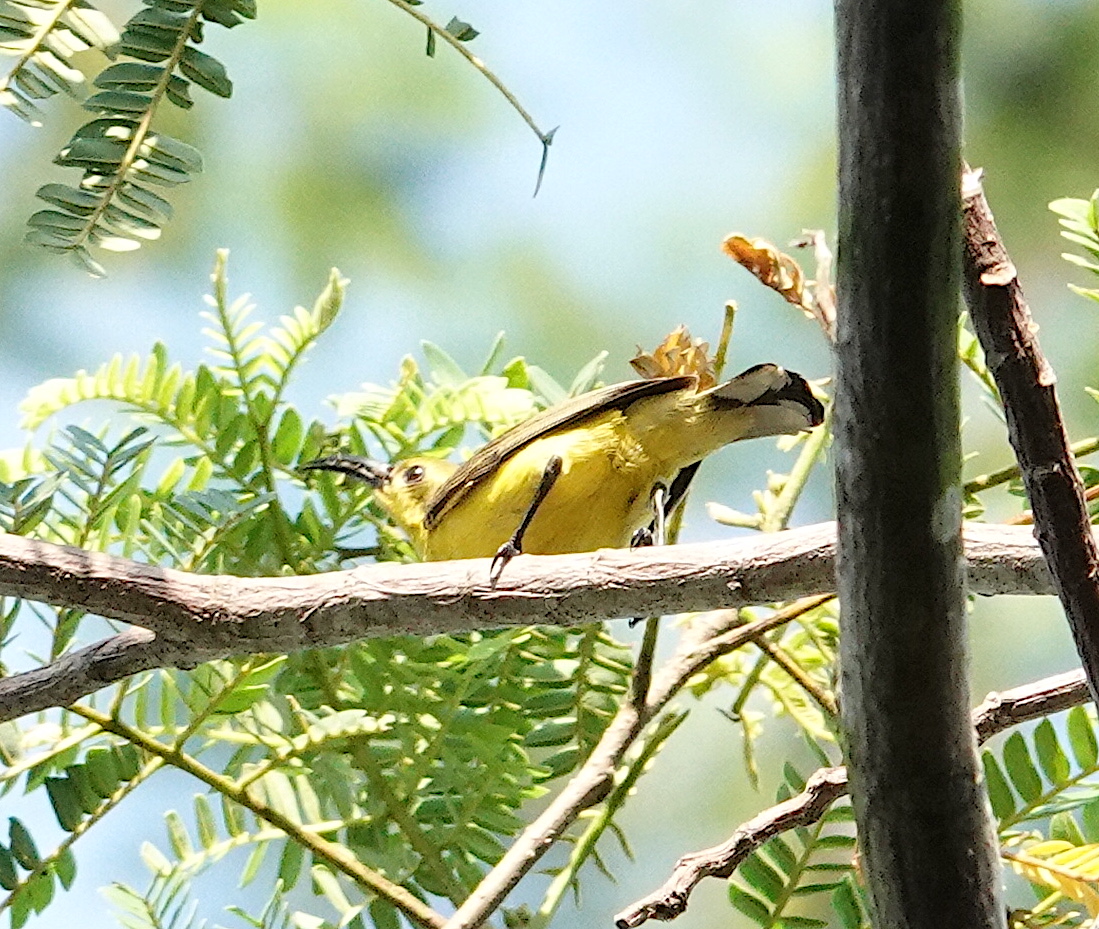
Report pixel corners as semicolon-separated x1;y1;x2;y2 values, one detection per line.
834;3;1004;929
961;170;1099;705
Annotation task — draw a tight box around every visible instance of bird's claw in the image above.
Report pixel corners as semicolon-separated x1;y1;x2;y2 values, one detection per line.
489;540;522;586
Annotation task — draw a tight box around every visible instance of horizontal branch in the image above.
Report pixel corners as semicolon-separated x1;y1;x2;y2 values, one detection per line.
615;667;1091;928
0;522;1065;721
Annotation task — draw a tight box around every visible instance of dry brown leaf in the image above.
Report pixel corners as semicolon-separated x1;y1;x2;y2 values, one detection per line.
722;234;809;310
630;325;716;388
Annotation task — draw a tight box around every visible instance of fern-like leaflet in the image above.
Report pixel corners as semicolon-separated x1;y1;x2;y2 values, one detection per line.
728;761;857;929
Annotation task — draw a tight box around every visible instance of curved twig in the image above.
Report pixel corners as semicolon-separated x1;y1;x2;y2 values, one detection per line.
614;668;1091;927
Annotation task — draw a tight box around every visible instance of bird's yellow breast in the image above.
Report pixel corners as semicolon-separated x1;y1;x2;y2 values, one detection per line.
421;411;680;561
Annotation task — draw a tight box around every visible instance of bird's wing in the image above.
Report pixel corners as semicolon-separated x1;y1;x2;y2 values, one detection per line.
423;375;697;530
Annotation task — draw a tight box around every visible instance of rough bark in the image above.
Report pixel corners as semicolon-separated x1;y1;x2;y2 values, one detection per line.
0;523;1067;722
834;1;1005;927
961;169;1099;706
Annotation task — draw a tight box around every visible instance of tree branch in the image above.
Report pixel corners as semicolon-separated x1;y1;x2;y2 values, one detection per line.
0;523;1075;722
445;596;835;929
834;2;1002;925
961;168;1099;707
614;668;1091;928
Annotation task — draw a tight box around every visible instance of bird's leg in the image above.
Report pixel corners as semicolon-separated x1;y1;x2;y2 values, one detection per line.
629;481;670;550
627;481;668;628
489;455;564;586
650;482;668;547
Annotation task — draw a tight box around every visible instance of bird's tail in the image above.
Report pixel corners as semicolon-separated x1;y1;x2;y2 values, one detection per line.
705;364;825;439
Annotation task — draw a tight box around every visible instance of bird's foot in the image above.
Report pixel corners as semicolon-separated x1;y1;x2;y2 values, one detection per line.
489;540;522;587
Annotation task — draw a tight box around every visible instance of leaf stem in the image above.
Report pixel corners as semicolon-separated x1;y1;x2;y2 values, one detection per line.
382;0;555;192
965;435;1099;495
759;408;831;533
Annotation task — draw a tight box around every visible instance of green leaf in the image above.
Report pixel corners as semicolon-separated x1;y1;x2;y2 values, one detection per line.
273;408;304;463
241;841;268;887
536;746;580;780
739;852;785;901
165;809;193;859
179;46;232;97
1033;718;1071;785
276;836;304;890
35;183;101;214
1051;810;1087;846
832;876;869;929
8;818;41;869
1083;797;1099;843
522;689;577;717
982;751;1015;822
146;132;204;173
421;341;467;386
119;184;173;222
27;210;87;233
1002;731;1043;803
312;267;347;331
115;742;142;780
567;351;608;396
0;845;19;890
762;835;797;875
1068;705;1098;769
444;16;479;41
461;824;506;864
523;717;576;747
85;747;121;797
194;795;217;848
46;777;85;831
728;884;772;923
54;847;76;890
368;899;400;929
95;61;165;90
23;868;54;913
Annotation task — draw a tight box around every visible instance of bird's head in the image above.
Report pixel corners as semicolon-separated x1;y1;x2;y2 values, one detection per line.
302;454;456;550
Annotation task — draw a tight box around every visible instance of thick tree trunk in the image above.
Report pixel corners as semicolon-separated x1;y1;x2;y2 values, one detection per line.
834;2;1005;927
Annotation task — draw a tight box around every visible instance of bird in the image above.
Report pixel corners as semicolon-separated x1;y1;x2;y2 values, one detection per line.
303;364;823;581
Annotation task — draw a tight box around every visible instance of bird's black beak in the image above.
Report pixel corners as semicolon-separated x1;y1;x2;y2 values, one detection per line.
301;455;392;488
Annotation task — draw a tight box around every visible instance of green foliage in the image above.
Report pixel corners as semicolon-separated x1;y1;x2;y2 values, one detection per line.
0;255;680;928
983;708;1099;927
0;0;120;125
104;867;208;929
984;709;1099;830
1052;191;1099;304
0;817;77;929
1;0;553;272
728;763;858;929
0;0;253;274
685;600;839;788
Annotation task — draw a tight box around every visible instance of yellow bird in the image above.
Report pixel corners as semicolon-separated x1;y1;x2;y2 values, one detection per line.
304;364;823;579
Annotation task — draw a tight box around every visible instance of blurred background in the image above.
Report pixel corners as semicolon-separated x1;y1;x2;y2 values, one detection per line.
2;0;1099;925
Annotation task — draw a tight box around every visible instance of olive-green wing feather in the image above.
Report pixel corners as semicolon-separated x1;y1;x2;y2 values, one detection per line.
423;375;697;530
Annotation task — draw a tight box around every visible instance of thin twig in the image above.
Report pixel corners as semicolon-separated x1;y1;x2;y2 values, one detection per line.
382;0;556;194
614;667;1092;928
964;436;1099;496
443;596;834;929
70;704;447;929
1005;483;1099;527
751;634;838;719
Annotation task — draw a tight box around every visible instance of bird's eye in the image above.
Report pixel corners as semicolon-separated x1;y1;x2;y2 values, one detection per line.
404;465;425;485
